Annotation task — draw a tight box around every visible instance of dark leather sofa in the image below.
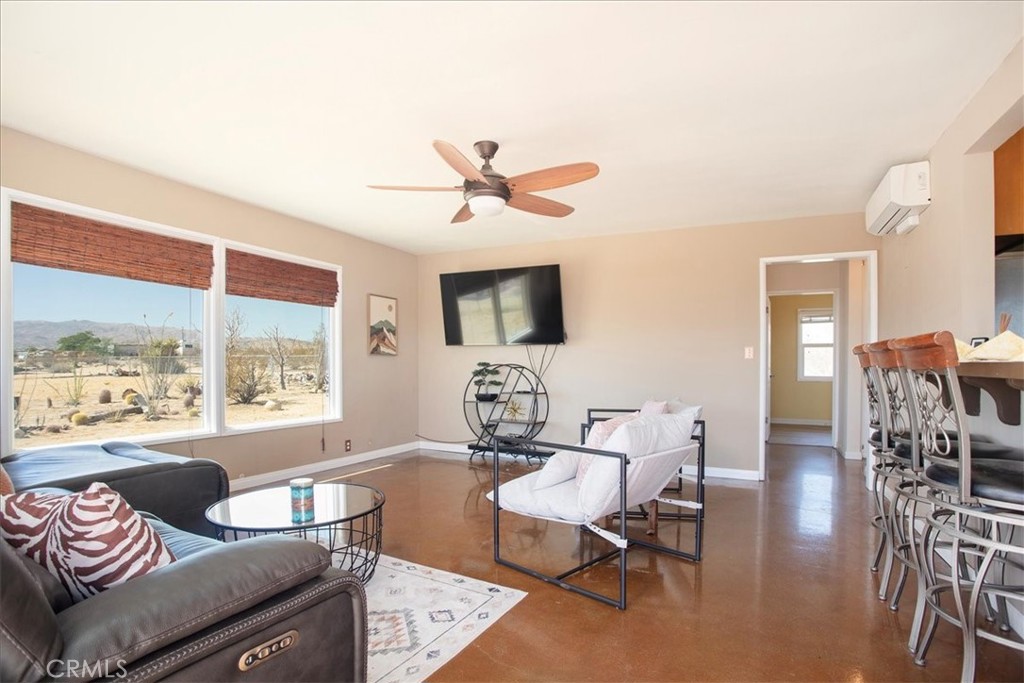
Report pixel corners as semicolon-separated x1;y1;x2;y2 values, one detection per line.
1;441;228;537
1;442;368;681
1;519;367;682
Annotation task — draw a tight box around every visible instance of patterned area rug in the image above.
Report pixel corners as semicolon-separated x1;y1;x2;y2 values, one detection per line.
363;555;526;683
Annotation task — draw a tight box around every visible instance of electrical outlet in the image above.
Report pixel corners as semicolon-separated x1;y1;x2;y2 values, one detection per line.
345;439;352;452
744;346;754;359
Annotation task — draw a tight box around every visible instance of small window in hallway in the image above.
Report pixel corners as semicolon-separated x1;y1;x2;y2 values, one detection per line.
798;308;834;381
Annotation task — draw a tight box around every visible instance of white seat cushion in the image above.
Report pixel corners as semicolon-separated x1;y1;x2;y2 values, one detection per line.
487;472;586;523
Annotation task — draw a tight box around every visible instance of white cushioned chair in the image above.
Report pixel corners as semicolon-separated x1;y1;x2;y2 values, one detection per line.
487;407;705;609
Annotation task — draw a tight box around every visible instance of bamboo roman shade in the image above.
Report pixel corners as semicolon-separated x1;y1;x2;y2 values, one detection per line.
226;248;339;307
11;202;214;289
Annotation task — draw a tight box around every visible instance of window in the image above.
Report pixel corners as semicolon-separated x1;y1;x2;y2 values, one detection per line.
2;192;342;453
798;308;834;381
223;248;339;429
12;264;205;447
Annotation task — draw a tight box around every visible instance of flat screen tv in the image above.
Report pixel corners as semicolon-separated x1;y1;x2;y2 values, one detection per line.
440;264;565;346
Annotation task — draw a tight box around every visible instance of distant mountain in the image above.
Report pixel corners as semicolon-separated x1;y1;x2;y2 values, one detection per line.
13;320;200;351
370;319;396;335
369;320;397;355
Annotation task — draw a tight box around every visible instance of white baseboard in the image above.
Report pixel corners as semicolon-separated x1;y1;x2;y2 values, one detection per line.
230;441;420;491
771;419;832;427
233;439;766;489
842;449;863;460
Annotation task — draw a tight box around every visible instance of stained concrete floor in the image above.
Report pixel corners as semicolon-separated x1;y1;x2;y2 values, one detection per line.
306;443;1023;682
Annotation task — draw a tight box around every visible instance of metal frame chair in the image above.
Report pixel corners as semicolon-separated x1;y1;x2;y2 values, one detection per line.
490;419;705;610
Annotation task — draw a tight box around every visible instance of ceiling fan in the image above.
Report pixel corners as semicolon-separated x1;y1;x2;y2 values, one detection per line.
369;140;599;223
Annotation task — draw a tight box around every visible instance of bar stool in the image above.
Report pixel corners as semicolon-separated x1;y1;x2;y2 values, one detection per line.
890;331;1023;682
851;344;901;593
852;344;891;580
865;339;924;622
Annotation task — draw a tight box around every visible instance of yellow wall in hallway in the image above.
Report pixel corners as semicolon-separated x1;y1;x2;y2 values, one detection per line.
770;294;833;423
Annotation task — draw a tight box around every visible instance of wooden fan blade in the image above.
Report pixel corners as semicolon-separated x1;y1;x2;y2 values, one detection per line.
433;140;489;183
451;203;474;223
507;193;574;218
367;185;462;191
504;162;599;193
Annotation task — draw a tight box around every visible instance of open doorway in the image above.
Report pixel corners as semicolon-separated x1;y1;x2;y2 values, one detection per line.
757;251;878;483
767;291;836;449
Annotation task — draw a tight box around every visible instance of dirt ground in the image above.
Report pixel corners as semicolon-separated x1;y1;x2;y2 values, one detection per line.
12;362;326;448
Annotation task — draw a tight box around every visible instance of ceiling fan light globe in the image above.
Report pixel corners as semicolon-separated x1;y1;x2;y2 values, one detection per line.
467;195;506;217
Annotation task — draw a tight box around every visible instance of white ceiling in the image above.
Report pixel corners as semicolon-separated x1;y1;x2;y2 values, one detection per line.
1;2;1021;255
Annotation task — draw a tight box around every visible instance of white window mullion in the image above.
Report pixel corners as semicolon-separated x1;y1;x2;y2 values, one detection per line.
207;241;227;435
1;190;14;455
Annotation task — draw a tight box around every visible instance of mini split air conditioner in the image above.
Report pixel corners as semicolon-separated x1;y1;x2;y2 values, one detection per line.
865;161;931;236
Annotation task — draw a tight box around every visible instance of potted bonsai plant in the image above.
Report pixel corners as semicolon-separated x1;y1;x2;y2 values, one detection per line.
471;361;502;401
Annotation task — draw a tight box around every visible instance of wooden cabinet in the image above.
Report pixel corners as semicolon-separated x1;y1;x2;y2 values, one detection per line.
994;127;1022;236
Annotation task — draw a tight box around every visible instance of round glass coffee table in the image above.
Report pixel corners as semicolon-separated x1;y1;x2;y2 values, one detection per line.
205;482;385;582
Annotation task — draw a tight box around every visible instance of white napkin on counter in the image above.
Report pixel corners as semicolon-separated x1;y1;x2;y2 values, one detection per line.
962;331;1024;362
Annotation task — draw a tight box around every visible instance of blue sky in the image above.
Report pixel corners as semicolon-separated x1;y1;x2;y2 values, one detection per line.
13;264;327;340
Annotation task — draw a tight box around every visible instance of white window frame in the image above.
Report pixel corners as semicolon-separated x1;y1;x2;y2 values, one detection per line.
797;307;835;382
0;187;343;455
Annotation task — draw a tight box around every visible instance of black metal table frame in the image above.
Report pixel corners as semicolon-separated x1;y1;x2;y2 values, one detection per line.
206;484;385;583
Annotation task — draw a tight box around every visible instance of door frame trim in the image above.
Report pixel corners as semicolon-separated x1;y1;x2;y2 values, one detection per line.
758;251;878;481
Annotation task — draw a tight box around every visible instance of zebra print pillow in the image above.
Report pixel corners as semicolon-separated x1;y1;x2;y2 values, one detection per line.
0;482;175;602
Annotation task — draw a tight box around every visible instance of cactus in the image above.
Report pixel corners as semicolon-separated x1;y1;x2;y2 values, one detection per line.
124;392;138;406
98;388;112;404
71;412;90;426
187;407;200;418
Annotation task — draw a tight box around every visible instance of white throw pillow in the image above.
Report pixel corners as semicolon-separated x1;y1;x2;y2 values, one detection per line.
533;449;583;489
577;412;640;483
666;397;703;419
577;410;700;519
639;400;668;415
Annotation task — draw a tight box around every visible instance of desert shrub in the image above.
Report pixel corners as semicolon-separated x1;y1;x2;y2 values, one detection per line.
44;367;87;407
139;355;185;400
176;376;202;396
226;354;274;404
134;317;183;409
225;308;273;405
98;388;112;404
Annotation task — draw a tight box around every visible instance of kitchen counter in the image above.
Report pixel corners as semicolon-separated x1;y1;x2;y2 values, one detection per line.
958;360;1024;426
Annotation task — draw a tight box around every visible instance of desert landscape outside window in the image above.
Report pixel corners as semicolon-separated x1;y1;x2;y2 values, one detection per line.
12;264;206;446
223;294;331;429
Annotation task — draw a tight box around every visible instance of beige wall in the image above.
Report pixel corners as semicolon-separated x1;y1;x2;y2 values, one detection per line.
880;41;1023;340
418;214;878;475
0;127;420;480
768;294;833;423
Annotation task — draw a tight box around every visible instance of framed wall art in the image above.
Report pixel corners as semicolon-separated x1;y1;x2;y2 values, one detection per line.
368;294;398;355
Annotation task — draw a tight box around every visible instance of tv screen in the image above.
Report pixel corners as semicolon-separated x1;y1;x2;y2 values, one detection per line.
440;264;565;346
